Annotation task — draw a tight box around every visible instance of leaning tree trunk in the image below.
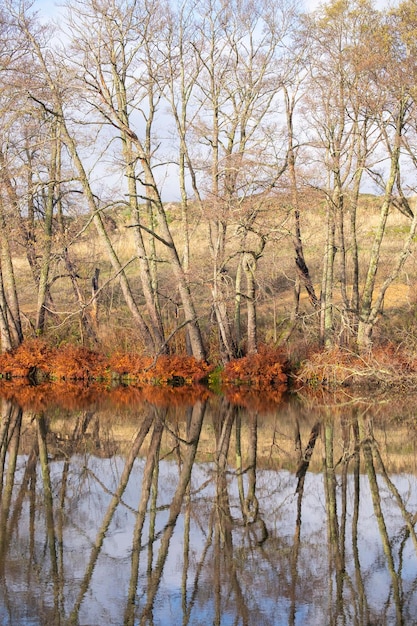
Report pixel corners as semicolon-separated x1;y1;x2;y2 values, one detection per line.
0;270;13;352
357;98;406;351
285;87;319;313
111;62;167;353
0;204;23;346
60;113;155;350
26;29;156;353
137;150;206;360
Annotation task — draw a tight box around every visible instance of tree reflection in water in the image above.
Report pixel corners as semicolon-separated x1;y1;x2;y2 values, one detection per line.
0;394;416;625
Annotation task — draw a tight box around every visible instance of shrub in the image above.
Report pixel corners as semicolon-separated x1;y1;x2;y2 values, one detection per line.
296;344;417;389
0;340;52;378
221;346;288;390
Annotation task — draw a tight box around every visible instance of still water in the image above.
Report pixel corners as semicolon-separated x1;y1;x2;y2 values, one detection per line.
0;389;416;625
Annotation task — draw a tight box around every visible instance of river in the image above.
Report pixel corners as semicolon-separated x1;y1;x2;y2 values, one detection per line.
0;388;416;625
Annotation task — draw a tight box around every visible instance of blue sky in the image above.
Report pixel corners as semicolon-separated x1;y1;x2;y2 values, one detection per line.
33;0;327;17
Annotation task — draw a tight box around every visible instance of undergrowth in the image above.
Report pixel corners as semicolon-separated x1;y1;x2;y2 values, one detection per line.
0;340;289;396
0;339;413;410
296;344;417;389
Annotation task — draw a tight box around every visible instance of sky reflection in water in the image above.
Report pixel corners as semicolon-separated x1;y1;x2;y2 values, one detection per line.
0;394;416;625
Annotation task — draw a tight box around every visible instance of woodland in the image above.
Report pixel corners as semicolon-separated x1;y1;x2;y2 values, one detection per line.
1;0;417;388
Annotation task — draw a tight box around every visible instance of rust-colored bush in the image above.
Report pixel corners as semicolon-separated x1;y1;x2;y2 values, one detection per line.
0;341;213;385
108;352;149;377
0;341;112;382
49;345;109;380
0;339;52;378
108;353;214;385
221;346;288;390
150;355;214;384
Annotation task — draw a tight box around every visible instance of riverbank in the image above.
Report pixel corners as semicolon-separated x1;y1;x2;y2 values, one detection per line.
0;338;416;398
0;340;289;409
1;339;415;386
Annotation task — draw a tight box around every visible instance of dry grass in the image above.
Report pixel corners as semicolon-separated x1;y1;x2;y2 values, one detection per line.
7;193;417;357
295;344;417;390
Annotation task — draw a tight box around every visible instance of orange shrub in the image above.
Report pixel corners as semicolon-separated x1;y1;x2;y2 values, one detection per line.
108;352;150;377
108;353;214;385
0;340;52;378
49;345;109;380
150;355;214;384
221;346;288;391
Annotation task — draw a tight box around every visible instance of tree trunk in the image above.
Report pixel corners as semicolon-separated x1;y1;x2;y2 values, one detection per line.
36;118;58;333
244;253;258;355
0;201;23;346
320;204;336;348
285;87;319;312
111;58;167;353
357;98;406;350
234;256;243;355
0;269;13;352
212;278;236;362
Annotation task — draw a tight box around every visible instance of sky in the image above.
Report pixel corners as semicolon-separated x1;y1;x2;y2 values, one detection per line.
34;0;327;17
33;0;393;20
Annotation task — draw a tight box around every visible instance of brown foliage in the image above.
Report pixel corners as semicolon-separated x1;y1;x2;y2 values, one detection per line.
221;346;288;390
0;341;111;381
49;345;110;380
0;340;53;378
108;352;214;384
296;344;417;388
151;355;214;384
0;340;214;385
107;352;146;376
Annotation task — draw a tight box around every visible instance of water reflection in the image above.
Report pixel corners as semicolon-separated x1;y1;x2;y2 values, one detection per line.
0;394;416;625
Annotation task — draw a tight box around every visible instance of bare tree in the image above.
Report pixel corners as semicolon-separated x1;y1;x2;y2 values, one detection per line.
166;0;295;359
356;0;417;348
301;0;417;350
63;0;206;359
14;3;159;351
0;3;29;347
